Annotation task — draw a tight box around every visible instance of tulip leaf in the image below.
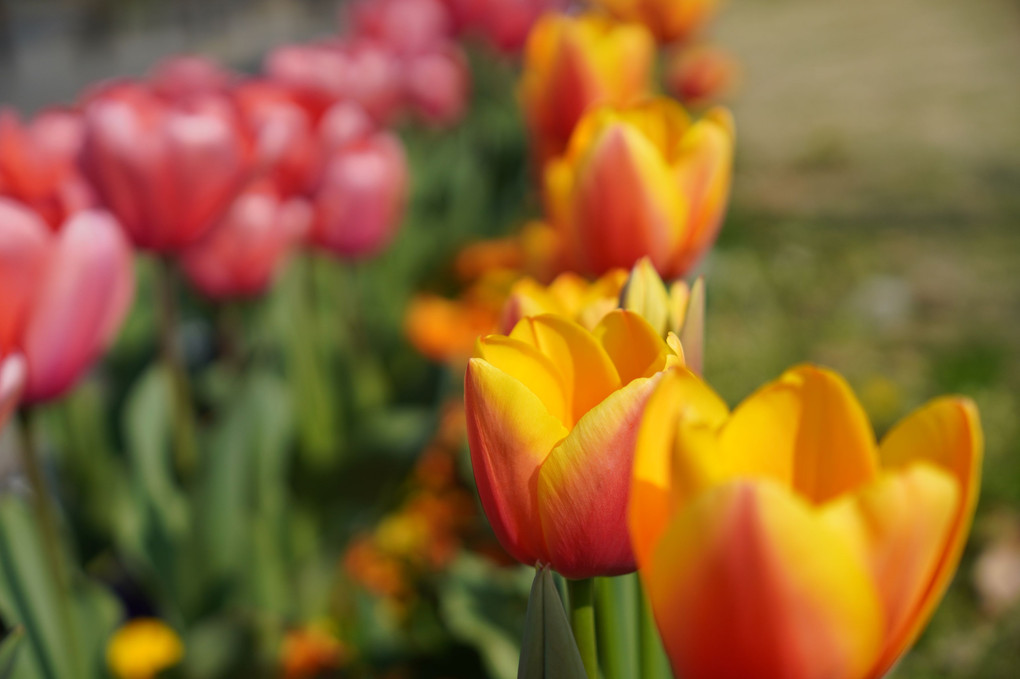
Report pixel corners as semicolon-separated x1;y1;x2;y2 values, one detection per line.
518;566;588;679
0;626;24;679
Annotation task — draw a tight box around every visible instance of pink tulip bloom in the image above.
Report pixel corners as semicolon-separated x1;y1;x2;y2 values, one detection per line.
403;46;469;125
233;80;318;197
0;108;95;229
0;353;26;429
348;0;454;56
149;55;235;103
181;182;311;300
443;0;568;52
0;199;134;403
80;82;255;252
309;132;408;258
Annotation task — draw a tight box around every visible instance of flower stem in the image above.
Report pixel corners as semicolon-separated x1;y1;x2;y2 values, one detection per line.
639;583;672;679
597;574;639;679
17;408;83;679
568;577;598;679
155;257;197;481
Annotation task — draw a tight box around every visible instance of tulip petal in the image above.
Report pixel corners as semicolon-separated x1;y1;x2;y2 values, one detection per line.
465;358;569;567
475;335;571;427
593;309;673;384
0;199;51;355
509;314;620;425
0;353;26;429
537;374;662;578
22;211;134;402
822;463;959;678
870;397;982;678
648;481;883;679
629;367;728;573
718;365;879;503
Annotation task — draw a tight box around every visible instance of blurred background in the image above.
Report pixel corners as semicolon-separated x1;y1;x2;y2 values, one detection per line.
1;0;1018;677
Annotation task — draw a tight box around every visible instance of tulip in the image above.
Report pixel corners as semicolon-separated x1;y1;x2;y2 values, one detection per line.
106;619;183;679
519;13;655;164
665;43;740;108
0;108;94;228
349;0;454;56
589;0;721;44
453;221;564;285
233;80;318;197
545;97;734;278
149;55;235;102
500;269;628;333
631;365;982;679
0;353;26;430
181;182;311;300
0;199;134;403
308;131;408;258
465;309;683;578
80;83;254;252
403;46;470;126
443;0;569;53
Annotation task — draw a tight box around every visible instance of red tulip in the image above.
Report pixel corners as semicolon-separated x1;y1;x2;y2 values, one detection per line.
403;46;469;125
149;55;235;103
349;0;454;56
181;182;310;300
0;108;95;229
309;132;408;258
443;0;568;52
80;82;254;252
319;102;376;155
0;199;134;403
265;41;404;122
233;80;318;197
0;352;25;429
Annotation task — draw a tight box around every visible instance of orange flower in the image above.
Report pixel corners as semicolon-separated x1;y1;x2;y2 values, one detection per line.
281;624;347;679
631;365;982;679
545;97;734;278
589;0;722;44
520;13;655;164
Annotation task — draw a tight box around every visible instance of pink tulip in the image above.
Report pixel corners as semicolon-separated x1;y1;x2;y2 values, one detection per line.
319;102;376;155
265;41;404;122
233;80;318;197
0;352;26;429
0;199;134;403
181;182;311;300
403;46;469;125
309;132;408;258
0;108;95;229
443;0;568;52
80;82;254;252
149;55;235;103
349;0;454;56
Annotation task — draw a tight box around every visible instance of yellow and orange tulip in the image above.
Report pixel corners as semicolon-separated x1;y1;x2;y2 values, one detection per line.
630;365;982;679
465;310;683;578
520;13;655;165
545;97;734;278
589;0;722;44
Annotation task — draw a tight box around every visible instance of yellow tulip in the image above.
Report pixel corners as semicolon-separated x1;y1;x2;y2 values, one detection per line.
630;365;982;679
590;0;722;44
545;97;734;279
519;13;655;165
107;619;183;679
465;310;683;578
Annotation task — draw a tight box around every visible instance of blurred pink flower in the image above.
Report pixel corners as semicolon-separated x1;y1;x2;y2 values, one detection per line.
80;82;255;252
0;108;95;229
181;182;311;300
309;132;408;258
149;55;236;103
348;0;454;56
0;353;26;430
443;0;568;52
234;80;318;197
403;46;469;125
0;199;134;403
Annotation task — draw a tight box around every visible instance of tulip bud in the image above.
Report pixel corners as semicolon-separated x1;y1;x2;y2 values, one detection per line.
665;43;740;109
545;97;734;278
631;365;983;679
519;13;655;164
149;55;235;103
0;199;134;403
621;258;671;336
589;0;722;44
465;310;684;578
349;0;454;56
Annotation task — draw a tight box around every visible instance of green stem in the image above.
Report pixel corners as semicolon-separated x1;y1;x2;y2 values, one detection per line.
639;584;672;679
156;257;198;482
568;578;598;679
17;409;83;679
597;575;639;679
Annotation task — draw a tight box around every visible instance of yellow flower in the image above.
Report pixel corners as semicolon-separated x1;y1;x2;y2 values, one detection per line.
589;0;722;44
631;365;982;679
520;13;655;165
545;97;734;278
107;619;183;679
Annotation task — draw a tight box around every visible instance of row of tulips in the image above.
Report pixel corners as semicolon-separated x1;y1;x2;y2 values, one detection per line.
394;4;989;679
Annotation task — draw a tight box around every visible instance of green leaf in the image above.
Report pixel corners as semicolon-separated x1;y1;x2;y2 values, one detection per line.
0;627;24;679
518;566;588;679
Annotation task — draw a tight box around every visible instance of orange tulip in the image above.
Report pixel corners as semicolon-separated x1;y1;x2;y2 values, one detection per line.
589;0;722;44
519;13;655;164
631;365;982;679
545;97;734;278
465;310;683;578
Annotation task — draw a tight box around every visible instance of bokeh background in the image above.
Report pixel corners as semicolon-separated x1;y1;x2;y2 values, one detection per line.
1;0;1018;677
